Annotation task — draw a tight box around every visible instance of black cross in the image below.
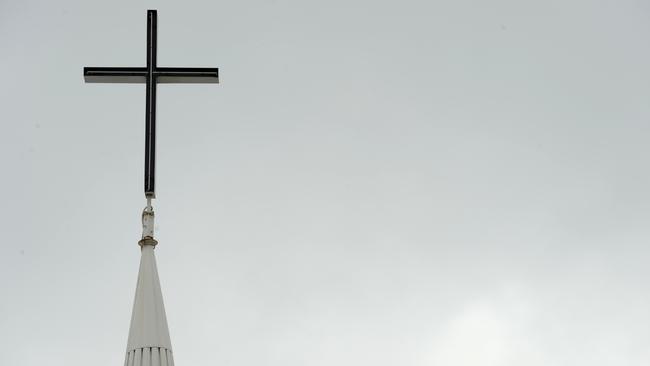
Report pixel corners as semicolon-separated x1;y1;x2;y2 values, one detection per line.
84;9;219;198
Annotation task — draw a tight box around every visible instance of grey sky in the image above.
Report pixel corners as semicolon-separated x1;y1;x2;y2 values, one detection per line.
1;0;649;365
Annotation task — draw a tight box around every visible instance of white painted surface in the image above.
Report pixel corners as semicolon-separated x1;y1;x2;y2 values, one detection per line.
124;244;174;366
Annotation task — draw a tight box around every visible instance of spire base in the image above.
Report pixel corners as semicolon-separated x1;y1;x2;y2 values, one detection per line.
125;346;174;366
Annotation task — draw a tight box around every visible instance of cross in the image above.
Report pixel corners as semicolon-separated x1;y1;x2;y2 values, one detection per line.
84;9;219;199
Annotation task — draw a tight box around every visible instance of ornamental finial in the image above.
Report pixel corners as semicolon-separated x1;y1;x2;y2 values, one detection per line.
140;197;157;247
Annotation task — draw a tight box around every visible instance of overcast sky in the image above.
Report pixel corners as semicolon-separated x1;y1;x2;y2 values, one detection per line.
1;0;650;365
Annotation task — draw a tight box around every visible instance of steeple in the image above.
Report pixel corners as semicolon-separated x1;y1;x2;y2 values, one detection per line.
124;205;174;366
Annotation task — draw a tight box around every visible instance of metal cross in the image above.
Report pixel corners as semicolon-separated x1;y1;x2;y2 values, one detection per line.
84;9;219;198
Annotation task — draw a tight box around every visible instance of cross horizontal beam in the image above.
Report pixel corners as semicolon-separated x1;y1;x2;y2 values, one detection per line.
84;67;219;83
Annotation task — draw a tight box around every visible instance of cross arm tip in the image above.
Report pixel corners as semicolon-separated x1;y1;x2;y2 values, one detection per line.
83;67;148;83
155;67;219;83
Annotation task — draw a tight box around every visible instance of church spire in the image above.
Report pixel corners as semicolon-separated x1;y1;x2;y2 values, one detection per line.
124;225;174;366
123;204;174;366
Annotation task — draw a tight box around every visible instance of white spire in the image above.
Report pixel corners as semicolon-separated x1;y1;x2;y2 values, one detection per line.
124;205;174;366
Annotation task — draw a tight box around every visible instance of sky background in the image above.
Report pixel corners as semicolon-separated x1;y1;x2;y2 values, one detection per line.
1;0;650;365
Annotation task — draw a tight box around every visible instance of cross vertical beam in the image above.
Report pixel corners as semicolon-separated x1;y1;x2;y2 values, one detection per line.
145;10;157;197
84;10;219;199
